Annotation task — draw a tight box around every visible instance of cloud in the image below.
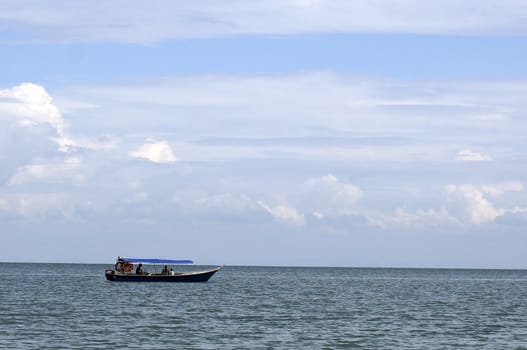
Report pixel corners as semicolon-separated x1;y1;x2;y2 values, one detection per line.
1;76;526;237
0;82;114;154
0;193;76;220
195;193;257;212
129;139;177;164
455;148;492;161
0;83;65;183
391;207;460;229
258;201;306;226
8;156;84;186
308;211;373;235
304;174;362;216
54;135;117;153
69;73;527;166
481;182;523;196
446;183;526;224
186;192;278;224
2;1;527;43
0;82;123;194
496;210;527;226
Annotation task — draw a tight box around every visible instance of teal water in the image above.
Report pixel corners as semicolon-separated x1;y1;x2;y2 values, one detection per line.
1;263;527;349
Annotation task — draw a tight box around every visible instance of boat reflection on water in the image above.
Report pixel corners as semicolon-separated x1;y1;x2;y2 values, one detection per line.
105;257;222;282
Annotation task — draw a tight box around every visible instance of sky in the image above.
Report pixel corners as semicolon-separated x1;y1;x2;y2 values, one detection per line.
1;0;527;268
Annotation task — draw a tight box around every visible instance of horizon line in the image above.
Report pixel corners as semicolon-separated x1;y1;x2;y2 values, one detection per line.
0;260;525;271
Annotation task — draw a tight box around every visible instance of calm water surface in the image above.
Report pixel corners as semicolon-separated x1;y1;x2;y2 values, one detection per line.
1;263;527;349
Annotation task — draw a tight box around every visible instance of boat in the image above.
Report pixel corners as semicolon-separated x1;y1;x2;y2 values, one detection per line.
105;257;222;282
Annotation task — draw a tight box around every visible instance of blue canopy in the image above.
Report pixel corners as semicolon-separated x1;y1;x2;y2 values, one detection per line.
123;258;193;264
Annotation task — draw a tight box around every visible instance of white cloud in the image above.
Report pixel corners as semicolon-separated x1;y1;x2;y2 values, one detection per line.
1;76;526;238
447;185;503;224
446;183;526;225
0;83;67;183
129;139;177;164
70;74;527;165
0;82;65;135
258;201;306;226
456;148;492;161
0;82;114;155
2;1;527;43
0;81;125;202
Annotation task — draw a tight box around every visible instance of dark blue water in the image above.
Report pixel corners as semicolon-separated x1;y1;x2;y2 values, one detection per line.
1;263;527;349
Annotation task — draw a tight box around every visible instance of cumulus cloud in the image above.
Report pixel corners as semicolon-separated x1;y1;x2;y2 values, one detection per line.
367;182;526;230
2;1;527;43
455;148;492;161
0;82;65;134
0;81;123;198
446;182;526;224
129;139;177;164
1;76;526;237
258;201;306;226
0;82;114;155
0;83;67;183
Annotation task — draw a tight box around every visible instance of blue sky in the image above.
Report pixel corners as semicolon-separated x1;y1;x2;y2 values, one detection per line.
1;1;527;267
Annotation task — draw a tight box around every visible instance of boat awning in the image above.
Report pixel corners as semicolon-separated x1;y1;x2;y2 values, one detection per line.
122;258;194;264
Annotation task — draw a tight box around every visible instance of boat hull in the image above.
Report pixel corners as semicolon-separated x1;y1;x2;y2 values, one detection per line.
105;266;221;282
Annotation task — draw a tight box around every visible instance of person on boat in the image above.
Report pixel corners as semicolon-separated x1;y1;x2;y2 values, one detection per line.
161;265;169;275
135;263;144;275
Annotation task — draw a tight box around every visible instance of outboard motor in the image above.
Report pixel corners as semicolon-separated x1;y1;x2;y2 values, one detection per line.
105;269;115;281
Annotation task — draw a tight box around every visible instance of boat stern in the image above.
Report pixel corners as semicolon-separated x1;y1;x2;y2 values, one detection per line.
105;269;115;281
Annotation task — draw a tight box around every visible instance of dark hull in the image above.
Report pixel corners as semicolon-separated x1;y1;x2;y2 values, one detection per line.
105;266;221;282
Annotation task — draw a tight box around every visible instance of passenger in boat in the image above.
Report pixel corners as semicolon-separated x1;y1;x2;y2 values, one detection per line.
170;269;175;276
135;263;144;275
161;265;169;275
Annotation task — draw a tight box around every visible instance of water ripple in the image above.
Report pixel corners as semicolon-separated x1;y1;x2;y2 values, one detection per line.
1;264;527;349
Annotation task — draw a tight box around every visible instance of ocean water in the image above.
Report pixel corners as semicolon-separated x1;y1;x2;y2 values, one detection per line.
1;264;527;349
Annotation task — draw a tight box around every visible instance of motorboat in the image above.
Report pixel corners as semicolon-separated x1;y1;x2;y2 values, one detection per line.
105;257;222;282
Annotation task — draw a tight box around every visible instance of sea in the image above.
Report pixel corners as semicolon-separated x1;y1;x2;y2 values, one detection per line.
1;263;527;349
